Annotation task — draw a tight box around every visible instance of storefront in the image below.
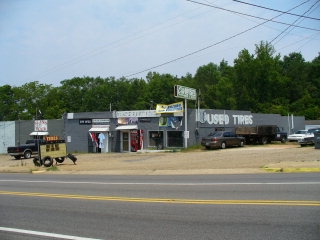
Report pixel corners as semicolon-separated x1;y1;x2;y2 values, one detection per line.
115;125;142;152
88;125;110;153
63;109;306;153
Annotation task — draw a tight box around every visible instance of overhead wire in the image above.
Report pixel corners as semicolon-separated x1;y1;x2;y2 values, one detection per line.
270;0;320;44
232;0;320;21
124;0;318;78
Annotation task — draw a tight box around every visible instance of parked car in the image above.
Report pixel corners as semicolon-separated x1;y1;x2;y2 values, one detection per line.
287;130;307;142
201;131;245;150
298;128;320;146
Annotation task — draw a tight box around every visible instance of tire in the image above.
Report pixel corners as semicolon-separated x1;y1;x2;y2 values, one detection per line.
67;153;77;164
33;157;42;167
43;156;53;167
24;151;32;159
205;146;211;150
14;155;21;160
221;142;226;149
55;157;65;163
281;137;287;143
239;140;244;147
260;137;268;145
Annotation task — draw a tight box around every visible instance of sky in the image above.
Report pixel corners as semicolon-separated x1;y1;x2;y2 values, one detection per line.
0;0;319;87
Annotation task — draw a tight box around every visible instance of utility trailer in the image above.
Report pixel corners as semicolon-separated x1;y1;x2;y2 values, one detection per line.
235;125;287;145
33;137;77;167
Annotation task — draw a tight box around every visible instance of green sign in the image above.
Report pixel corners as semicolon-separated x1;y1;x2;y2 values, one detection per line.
174;85;197;100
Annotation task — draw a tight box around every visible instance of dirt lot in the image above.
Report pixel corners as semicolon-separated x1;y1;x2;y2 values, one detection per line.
1;143;319;175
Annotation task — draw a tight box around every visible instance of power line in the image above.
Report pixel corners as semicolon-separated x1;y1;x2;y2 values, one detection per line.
124;0;319;78
271;1;320;44
233;0;320;21
185;0;320;32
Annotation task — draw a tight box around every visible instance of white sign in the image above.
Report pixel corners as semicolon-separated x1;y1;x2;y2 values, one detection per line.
184;131;189;139
34;120;48;131
115;110;157;118
174;85;197;100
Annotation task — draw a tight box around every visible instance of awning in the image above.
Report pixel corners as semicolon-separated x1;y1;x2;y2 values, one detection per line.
89;127;109;132
30;132;49;136
115;125;138;130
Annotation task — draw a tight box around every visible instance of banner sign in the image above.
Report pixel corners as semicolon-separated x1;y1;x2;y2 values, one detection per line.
156;102;184;114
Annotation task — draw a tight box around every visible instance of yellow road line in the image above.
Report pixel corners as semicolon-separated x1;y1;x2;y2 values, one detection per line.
0;190;319;206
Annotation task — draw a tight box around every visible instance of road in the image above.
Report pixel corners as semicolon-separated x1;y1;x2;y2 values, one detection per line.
0;173;319;240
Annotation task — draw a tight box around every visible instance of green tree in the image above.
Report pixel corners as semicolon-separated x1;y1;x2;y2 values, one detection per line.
0;85;16;120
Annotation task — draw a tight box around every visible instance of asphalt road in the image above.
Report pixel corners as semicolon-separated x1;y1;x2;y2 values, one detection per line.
0;173;319;240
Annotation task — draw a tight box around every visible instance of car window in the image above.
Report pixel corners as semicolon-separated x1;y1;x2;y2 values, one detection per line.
223;132;230;137
209;132;223;137
295;130;307;134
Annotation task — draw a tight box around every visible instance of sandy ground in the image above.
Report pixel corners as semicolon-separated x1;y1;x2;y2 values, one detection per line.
1;143;319;175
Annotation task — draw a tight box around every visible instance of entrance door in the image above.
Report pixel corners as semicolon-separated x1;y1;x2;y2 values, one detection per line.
122;132;129;151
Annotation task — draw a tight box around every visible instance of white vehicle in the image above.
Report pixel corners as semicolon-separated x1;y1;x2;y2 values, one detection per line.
287;130;307;142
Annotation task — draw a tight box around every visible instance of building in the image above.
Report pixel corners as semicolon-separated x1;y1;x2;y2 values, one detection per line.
0;109;305;154
63;109;305;153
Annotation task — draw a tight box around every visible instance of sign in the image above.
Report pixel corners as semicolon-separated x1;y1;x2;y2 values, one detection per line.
115;110;157;118
156;102;184;114
92;119;110;124
34;120;48;131
45;136;59;141
174;85;197;100
79;119;92;125
184;131;189;139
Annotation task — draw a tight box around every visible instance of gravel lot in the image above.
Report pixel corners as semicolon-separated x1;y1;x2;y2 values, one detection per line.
1;143;319;175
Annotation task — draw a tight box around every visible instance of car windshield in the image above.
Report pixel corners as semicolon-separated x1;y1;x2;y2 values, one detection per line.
307;128;320;134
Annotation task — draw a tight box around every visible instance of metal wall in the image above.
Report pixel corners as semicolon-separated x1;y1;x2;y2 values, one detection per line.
0;121;15;154
63;109;305;153
0;120;64;154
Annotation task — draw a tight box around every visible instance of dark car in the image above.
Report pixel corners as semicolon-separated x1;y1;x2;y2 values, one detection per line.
201;131;245;150
298;128;320;146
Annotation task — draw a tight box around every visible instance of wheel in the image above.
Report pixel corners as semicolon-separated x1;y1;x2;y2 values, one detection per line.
33;157;42;167
221;142;226;149
55;157;65;163
239;140;244;147
281;137;287;143
14;155;21;160
24;151;32;159
260;137;268;145
205;146;211;150
43;156;53;167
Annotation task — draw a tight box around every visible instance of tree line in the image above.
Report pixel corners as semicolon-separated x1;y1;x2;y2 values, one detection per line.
1;42;319;121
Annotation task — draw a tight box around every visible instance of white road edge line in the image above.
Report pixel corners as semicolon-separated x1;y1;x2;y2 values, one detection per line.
0;179;320;185
0;227;102;240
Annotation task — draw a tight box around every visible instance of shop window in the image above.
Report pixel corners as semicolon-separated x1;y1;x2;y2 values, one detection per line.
167;131;183;147
149;131;164;149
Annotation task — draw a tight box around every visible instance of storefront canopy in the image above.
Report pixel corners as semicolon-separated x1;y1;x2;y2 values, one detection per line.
115;125;138;130
29;132;49;136
89;126;109;132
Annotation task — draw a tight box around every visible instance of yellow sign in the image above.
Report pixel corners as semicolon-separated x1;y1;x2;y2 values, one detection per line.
156;102;184;114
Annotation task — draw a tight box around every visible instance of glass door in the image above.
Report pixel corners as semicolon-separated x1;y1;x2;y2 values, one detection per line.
122;132;129;151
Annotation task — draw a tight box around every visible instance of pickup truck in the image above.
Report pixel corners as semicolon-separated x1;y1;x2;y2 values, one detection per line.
7;139;45;159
